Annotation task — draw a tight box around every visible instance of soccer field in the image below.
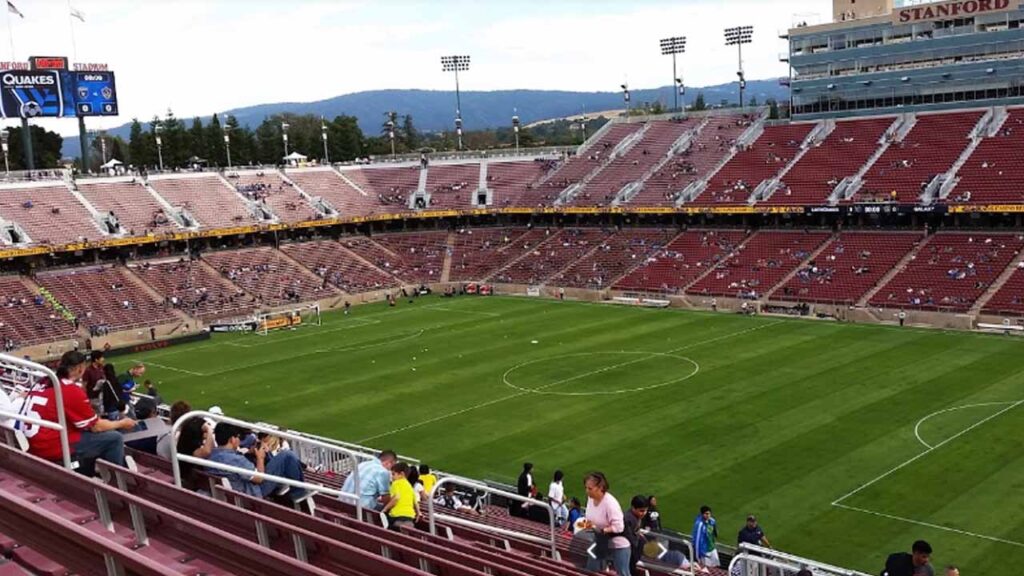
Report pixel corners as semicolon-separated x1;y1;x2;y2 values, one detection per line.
132;296;1024;575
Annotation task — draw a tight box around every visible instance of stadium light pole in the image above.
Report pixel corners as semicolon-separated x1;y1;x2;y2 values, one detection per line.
386;119;396;159
223;125;232;169
578;115;588;144
724;25;754;109
441;55;470;151
1;129;9;176
281;123;290;159
660;36;687;112
99;133;107;165
512;110;520;154
621;83;631;122
321;118;330;164
154;125;164;172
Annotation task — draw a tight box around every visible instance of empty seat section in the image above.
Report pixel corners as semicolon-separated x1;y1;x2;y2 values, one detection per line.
36;267;176;333
982;265;1024;316
449;228;538;282
370;232;450;283
493;229;613;285
870;233;1024;311
570;120;692;206
0;185;102;245
281;240;399;293
354;166;422;210
774;232;922;304
289;169;385;217
203;247;337;306
614;230;748;293
132;259;255;319
77;180;179;235
695;123;816;206
553;229;676;289
770;117;894;205
856;110;983;204
426;164;479;209
519;123;642;206
0;276;76;348
688;231;831;297
633;115;755;206
947;108;1024;205
228;171;319;224
148;176;256;229
485;161;551;207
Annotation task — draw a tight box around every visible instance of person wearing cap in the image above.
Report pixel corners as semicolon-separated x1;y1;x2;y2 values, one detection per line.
206;423;306;501
883;540;934;576
737;515;772;549
20;351;136;476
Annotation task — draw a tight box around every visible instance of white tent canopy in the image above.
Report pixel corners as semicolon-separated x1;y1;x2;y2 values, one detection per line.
100;158;123;169
283;152;307;162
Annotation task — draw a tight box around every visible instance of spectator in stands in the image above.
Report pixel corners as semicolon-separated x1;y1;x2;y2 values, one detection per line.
623;495;649;570
82;350;106;415
582;471;631;576
207;423;306;501
0;385;13;429
514;461;536;517
737;514;772;549
944;567;958;576
23;351;135;476
381;461;418;531
882;540;933;576
159;401;213;491
642;495;662;532
418;464;437;495
98;364;125;420
118;362;146;416
340;449;397;511
433;483;480;515
548;469;568;526
143;380;163;405
692;505;720;568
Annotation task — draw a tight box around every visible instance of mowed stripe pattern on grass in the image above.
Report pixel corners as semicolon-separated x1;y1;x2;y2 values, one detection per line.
134;297;1024;575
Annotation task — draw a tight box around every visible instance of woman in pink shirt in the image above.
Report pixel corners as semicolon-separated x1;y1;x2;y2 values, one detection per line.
583;471;631;576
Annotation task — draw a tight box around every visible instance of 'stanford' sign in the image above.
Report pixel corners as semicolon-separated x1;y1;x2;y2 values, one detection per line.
894;0;1014;23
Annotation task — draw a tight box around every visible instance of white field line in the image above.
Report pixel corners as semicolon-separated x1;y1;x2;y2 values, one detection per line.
833;503;1024;548
832;399;1024;503
913;401;1017;449
357;319;784;443
421;305;501;317
135;360;205;376
223;317;381;349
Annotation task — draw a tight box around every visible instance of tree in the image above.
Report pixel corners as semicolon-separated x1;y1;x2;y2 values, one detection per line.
767;98;780;120
206;113;226;167
328;115;364;161
128;118;153;169
3;125;63;170
159;109;187;168
748;96;759;107
188;117;207;162
692;92;707;111
401;114;418;150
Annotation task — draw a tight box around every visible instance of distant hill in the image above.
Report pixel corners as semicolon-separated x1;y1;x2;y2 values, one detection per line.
63;79;787;158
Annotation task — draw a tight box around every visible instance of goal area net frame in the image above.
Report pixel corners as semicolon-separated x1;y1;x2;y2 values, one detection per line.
253;303;322;336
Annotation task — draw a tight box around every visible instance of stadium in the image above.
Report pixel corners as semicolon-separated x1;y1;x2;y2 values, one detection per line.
1;0;1024;575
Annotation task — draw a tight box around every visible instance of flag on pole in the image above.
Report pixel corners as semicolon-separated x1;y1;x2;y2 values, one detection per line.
7;1;24;18
70;7;85;22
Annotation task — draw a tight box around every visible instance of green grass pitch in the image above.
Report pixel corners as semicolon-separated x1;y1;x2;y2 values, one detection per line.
131;296;1024;574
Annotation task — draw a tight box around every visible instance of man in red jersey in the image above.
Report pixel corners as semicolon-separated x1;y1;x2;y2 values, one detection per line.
19;351;135;476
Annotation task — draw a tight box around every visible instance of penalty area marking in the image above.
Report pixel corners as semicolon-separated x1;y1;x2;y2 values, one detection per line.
832;399;1024;548
132;360;205;377
502;351;699;396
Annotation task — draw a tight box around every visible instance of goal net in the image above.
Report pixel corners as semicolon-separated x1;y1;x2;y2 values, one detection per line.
254;303;322;336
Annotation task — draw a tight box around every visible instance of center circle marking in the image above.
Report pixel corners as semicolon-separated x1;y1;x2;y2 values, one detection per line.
502;351;700;396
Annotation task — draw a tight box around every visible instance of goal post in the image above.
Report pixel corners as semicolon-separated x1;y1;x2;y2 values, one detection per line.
254;303;322;336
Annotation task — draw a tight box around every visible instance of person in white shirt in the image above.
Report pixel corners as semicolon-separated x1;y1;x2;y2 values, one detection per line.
548;469;568;526
0;386;14;429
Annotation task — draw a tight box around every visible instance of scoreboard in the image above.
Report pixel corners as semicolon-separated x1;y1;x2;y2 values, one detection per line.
0;59;118;119
73;72;118;116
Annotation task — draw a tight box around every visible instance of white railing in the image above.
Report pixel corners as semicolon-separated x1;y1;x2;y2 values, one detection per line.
727;543;873;576
0;353;72;469
426;476;559;560
169;410;369;516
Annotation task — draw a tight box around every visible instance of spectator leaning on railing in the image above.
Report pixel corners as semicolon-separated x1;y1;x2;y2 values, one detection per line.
341;449;397;511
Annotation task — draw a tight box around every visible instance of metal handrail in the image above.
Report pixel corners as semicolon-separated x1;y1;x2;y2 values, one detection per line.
168;410;368;517
635;528;696;576
0;353;72;469
427;476;559;559
732;543;873;576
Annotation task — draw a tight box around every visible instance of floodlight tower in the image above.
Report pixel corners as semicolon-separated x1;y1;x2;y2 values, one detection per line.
281;122;290;158
441;55;471;150
724;26;754;108
512;110;521;154
223;125;232;169
154;125;164;172
386;113;397;158
659;36;687;112
321;117;330;164
621;83;631;121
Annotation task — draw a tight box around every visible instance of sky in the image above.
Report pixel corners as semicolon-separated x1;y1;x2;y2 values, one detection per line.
1;0;837;135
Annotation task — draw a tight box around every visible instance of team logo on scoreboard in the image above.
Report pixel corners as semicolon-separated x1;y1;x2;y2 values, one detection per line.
77;86;89;100
101;86;112;99
21;101;42;117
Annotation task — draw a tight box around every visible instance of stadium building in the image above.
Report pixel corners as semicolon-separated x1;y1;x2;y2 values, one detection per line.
787;0;1024;118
